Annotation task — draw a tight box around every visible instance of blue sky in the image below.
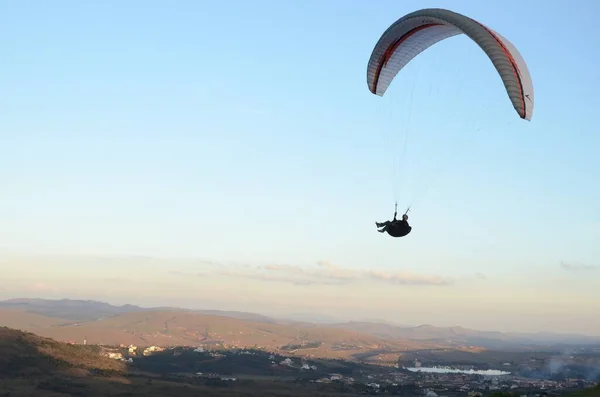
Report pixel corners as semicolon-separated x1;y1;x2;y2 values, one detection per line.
1;0;599;334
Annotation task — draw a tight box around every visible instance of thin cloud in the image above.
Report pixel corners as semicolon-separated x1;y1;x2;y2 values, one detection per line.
102;277;134;283
220;270;339;286
29;282;59;293
219;265;348;286
560;261;598;271
474;272;487;280
165;258;455;286
365;270;451;286
168;270;206;277
212;261;454;287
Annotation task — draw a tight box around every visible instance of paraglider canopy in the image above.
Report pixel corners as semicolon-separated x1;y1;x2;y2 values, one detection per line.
367;8;534;121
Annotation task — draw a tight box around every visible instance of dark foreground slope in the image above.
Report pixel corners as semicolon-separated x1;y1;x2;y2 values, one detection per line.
0;327;380;396
1;326;597;397
0;326;125;375
567;384;600;397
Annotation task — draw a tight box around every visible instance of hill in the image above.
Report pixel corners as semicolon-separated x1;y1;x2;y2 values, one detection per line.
328;322;600;349
0;326;125;375
0;309;69;330
0;298;144;321
1;326;597;396
567;383;600;397
0;298;278;324
1;310;441;359
3;298;600;352
0;327;402;396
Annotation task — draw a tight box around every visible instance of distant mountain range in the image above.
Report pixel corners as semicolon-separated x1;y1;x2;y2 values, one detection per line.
0;300;425;358
326;322;600;349
0;298;279;324
1;298;599;351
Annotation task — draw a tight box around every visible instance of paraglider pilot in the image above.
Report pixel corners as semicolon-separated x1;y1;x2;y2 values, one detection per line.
376;205;412;237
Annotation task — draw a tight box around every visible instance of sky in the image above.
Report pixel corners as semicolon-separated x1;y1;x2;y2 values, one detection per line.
1;0;599;335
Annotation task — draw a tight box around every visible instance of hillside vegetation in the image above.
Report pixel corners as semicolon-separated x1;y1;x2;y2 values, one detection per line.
566;384;600;397
1;326;598;397
0;327;381;396
0;326;125;375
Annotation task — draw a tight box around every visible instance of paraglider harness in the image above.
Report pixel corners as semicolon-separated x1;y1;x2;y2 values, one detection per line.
387;202;412;237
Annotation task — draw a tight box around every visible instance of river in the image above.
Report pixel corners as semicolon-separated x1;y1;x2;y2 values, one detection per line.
405;366;511;376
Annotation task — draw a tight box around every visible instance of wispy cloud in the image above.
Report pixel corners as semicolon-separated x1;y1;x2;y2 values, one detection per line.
29;282;59;293
102;277;134;283
170;259;454;287
168;270;206;277
474;272;487;280
560;261;598;271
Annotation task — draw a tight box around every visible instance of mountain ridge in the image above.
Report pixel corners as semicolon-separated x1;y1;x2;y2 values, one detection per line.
2;297;599;350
